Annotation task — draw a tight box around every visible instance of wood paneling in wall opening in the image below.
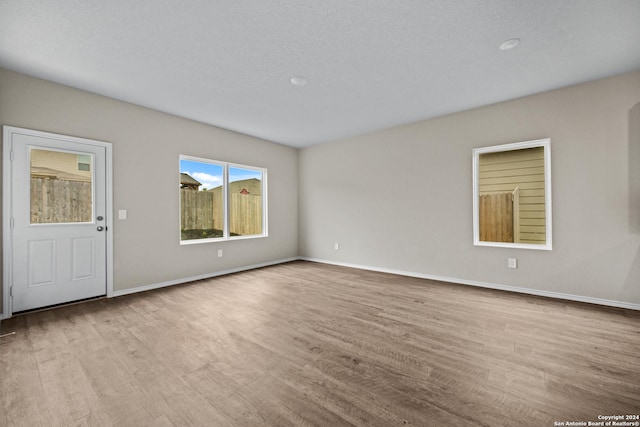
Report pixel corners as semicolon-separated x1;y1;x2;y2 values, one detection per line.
479;147;546;244
479;192;514;242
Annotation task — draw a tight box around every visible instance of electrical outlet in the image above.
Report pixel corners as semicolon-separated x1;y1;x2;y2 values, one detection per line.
508;258;517;269
334;243;340;250
218;249;223;258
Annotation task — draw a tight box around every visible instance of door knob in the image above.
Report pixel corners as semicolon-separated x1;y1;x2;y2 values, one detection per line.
97;226;104;231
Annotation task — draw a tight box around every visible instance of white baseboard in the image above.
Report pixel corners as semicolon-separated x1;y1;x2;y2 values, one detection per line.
299;257;640;311
111;257;298;298
6;255;638;315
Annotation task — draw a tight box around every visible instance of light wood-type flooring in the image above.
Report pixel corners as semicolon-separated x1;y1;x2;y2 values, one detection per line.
1;261;639;426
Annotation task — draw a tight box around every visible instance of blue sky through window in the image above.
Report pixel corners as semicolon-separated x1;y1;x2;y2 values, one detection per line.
180;159;262;190
230;167;261;183
180;159;223;190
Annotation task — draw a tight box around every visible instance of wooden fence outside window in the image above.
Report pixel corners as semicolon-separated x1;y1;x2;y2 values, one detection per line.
180;189;262;236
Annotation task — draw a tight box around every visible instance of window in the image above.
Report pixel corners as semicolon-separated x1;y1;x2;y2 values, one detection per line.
472;138;552;251
77;154;91;172
179;155;267;244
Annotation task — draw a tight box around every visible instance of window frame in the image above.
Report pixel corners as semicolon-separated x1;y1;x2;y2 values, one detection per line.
472;138;552;251
179;155;267;245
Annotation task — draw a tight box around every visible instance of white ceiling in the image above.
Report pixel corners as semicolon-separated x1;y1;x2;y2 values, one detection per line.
1;1;639;148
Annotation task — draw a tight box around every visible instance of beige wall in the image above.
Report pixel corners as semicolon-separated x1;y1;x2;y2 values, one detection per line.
2;67;640;315
0;68;299;316
299;70;640;305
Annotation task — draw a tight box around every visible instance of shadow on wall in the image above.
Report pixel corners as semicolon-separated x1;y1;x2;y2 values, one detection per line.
1;132;3;318
623;245;640;302
630;102;640;234
624;102;640;303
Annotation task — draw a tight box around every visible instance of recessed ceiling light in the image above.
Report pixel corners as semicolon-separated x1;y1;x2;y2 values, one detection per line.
290;76;307;86
499;38;520;51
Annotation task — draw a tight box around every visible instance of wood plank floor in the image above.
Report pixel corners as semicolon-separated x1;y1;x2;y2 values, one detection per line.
1;260;639;426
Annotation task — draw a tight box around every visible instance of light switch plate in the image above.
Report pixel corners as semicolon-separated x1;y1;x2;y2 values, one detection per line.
118;209;127;220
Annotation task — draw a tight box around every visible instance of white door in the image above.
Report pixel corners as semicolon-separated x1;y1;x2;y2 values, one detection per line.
5;127;109;312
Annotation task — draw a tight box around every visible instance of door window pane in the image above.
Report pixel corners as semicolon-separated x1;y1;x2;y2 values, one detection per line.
30;148;93;224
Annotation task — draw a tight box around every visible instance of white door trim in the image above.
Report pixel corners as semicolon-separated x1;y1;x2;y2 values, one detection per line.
2;126;113;319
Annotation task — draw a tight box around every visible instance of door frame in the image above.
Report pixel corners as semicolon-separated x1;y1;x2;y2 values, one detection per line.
2;126;113;319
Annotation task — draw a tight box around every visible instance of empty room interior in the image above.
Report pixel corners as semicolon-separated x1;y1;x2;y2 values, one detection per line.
1;1;640;426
